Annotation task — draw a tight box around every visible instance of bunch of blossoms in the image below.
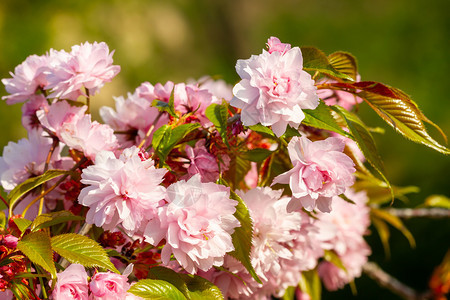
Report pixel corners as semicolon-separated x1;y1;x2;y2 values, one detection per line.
0;36;448;300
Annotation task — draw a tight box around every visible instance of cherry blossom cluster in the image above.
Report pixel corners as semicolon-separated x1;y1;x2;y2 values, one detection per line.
0;37;374;299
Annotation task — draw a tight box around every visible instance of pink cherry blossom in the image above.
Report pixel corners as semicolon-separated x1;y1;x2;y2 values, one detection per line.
1;54;49;104
45;42;120;100
52;264;89;300
193;76;233;102
173;83;221;125
89;264;133;300
100;87;168;149
315;189;371;290
231;37;319;137
266;36;292;55
79;146;167;234
184;139;228;183
59;113;118;160
144;174;239;274
238;187;302;282
37;100;88;135
135;81;174;102
272;136;355;213
0;130;61;191
21;94;49;131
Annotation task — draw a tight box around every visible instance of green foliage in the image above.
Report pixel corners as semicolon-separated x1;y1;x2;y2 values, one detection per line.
323;250;347;272
128;279;187;300
152;123;201;164
13;218;32;233
241;148;273;162
299;269;321;300
248;124;276;138
329;81;450;154
51;233;119;273
224;154;251;190
302;101;352;138
152;96;177;118
17;231;56;279
228;190;261;284
30;211;85;232
327;51;358;81
422;194;450;209
0;211;5;229
205;103;230;147
7;170;68;216
301;46;354;81
371;208;416;258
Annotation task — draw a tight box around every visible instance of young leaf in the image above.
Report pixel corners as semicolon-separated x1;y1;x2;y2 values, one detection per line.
224;154;251;190
148;267;190;298
423;195;450;209
299;269;322;300
241;148;273;162
13;218;32;233
301;46;354;81
152;99;177;118
248;124;276;138
153;123;201;164
327;51;358;81
323;250;347;272
7;170;68;216
228;190;261;284
282;286;295;300
51;233;119;273
17;231;56;279
128;279;187;300
371;208;416;248
331;106;394;202
327;81;450;154
0;211;5;229
178;273;224;300
30;211;85;232
205;103;230;147
371;217;391;258
302;101;353;138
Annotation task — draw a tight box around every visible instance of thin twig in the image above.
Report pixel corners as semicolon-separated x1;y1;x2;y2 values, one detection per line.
138;111;163;149
363;262;430;300
383;208;450;219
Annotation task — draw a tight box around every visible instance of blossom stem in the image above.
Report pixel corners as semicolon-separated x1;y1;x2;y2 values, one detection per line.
0;194;8;208
383;208;450;219
138;111;164;149
21;157;87;218
363;262;428;300
85;88;90;114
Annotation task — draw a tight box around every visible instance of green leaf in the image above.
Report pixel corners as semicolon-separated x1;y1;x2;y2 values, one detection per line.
13;218;32;233
178;273;224;300
423;194;450;209
303;102;352;138
30;211;85;232
299;269;321;300
328;81;449;154
0;211;5;229
228;190;261;284
224;154;251;190
281;125;302;138
301;46;354;81
51;233;118;273
241;149;273;162
323;250;347;272
338;194;356;205
327;51;358;81
152;97;177;118
248;124;276;138
7;170;68;216
371;208;416;248
205;103;230;147
128;279;187;300
353;180;419;205
148;267;190;298
282;286;295;300
331;106;394;203
371;217;391;258
153;123;201;164
17;231;56;279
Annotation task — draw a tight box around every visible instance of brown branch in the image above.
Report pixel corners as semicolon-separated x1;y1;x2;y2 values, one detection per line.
363;262;430;300
383;208;450;219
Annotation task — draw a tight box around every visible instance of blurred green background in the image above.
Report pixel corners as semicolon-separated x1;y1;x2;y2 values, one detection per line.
0;0;449;298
